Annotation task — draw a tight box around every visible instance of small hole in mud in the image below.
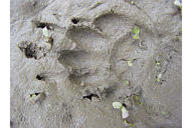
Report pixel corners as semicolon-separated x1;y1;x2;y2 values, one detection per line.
122;103;127;107
34;22;52;30
30;92;40;97
37;23;49;28
35;93;40;95
71;18;79;24
83;93;99;100
36;74;45;81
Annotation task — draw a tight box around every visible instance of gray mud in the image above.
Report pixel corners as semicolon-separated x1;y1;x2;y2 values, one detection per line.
10;0;182;128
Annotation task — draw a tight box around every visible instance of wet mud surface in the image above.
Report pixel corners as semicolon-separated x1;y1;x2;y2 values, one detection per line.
10;0;182;128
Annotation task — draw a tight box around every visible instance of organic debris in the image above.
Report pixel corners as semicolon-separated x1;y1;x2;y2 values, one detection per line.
156;74;162;82
42;27;53;45
112;102;129;118
112;102;123;109
127;58;136;67
29;92;46;104
125;80;130;86
174;0;182;10
125;0;135;5
123;120;135;128
133;95;141;105
156;61;161;66
131;26;140;40
130;1;134;5
90;1;103;9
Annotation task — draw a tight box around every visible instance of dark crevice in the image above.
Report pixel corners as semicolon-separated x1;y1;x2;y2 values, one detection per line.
36;74;46;81
35;93;40;95
30;92;40;97
25;44;37;59
18;41;38;59
18;41;49;60
122;103;127;107
83;93;99;100
71;18;79;24
32;21;54;30
36;22;51;29
32;20;67;31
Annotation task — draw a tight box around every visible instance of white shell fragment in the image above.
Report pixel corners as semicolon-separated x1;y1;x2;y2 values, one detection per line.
112;102;122;109
42;27;49;37
121;106;129;118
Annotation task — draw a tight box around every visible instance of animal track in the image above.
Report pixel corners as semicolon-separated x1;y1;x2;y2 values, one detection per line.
55;9;161;106
11;1;181;128
58;13;148;92
18;10;157;102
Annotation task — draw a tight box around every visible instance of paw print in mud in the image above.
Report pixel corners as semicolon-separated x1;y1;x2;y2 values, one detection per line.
58;12;157;94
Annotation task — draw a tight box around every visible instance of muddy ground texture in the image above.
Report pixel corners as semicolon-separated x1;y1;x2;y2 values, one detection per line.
10;0;182;128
